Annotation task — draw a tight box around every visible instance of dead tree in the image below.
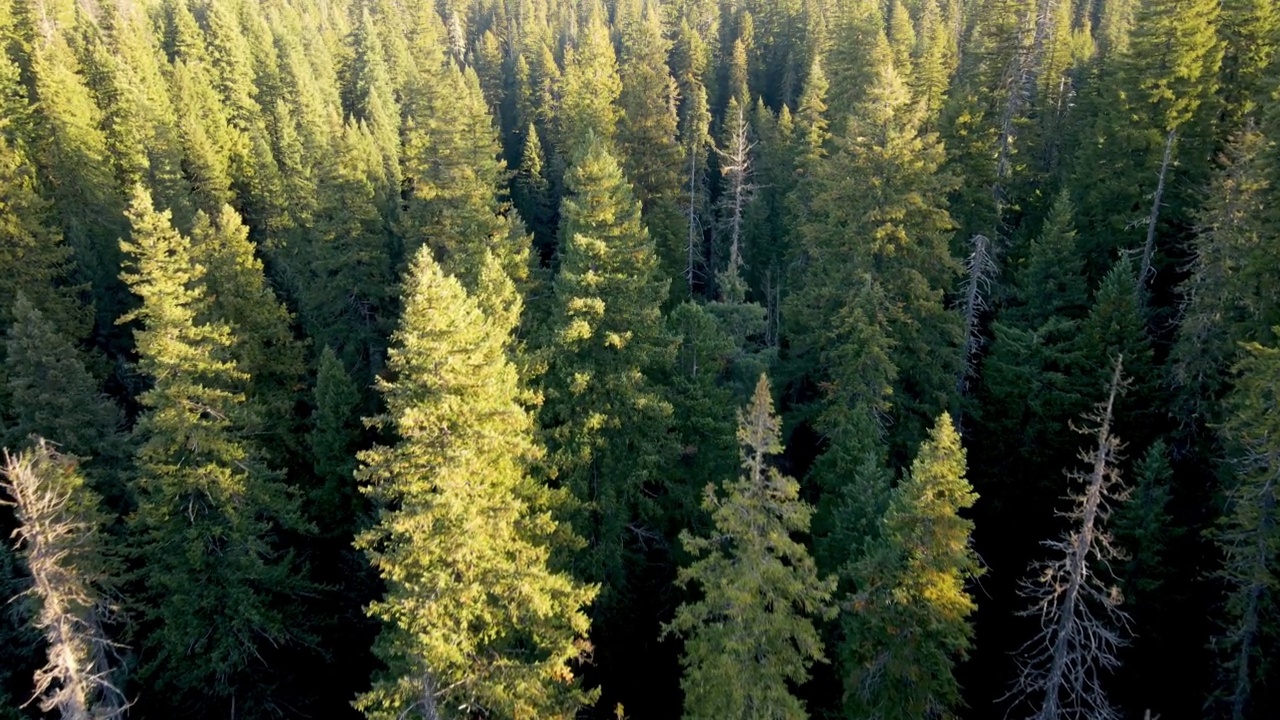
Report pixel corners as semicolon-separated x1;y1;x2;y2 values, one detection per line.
714;100;756;297
956;233;996;400
1;439;126;720
1007;357;1132;720
1140;130;1177;288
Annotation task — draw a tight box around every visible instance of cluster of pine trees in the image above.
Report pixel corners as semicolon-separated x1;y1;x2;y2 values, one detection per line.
0;0;1277;718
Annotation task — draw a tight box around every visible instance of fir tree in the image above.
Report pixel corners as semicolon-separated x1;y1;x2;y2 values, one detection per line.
538;136;673;596
842;413;981;720
555;12;621;160
664;374;835;720
309;346;362;536
118;187;307;717
356;248;596;720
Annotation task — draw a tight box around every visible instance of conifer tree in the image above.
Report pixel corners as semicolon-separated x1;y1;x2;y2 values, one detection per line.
538;136;673;596
189;205;306;463
118;187;307;716
3;295;124;501
674;21;713;298
1007;358;1131;720
842;413;981;720
401;62;528;290
308;346;362;535
1212;338;1280;720
664;374;835;720
1171;125;1279;429
514;123;556;258
303;123;395;379
617;4;686;296
555;12;621;159
790;35;960;452
1;439;125;720
0;131;88;341
356;248;596;720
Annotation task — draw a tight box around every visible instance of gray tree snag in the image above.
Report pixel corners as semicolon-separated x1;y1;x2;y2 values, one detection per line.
1007;357;1132;720
956;233;996;399
1;439;126;720
1140;129;1177;289
715;100;756;292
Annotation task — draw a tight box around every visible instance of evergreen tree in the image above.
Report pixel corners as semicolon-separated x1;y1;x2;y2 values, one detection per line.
664;374;835;720
3;294;124;501
842;413;981;720
118;187;307;717
617;4;685;298
309;345;362;536
514;123;556;259
1212;338;1280;720
189;205;306;465
555;12;621;160
355;248;596;720
538;136;673;596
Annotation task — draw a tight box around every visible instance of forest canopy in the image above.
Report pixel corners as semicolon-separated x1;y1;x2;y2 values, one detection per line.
0;0;1278;719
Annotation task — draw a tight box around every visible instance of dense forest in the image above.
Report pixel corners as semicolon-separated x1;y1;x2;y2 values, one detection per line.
0;0;1277;718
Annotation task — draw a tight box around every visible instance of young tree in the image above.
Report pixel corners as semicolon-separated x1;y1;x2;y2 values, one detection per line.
664;374;835;720
308;346;362;536
1;439;125;720
1006;358;1132;720
842;413;981;720
118;187;307;716
355;248;596;720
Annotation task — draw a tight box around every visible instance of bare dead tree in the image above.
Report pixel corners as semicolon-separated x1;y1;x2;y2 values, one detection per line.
1140;130;1177;288
956;233;997;399
714;100;757;294
1;439;127;720
1006;357;1132;720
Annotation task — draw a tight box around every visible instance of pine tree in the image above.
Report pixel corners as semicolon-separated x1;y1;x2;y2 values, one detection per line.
1219;0;1279;127
0;131;88;341
842;413;981;720
1171;125;1279;429
538;136;673;596
789;35;960;453
190;204;306;464
118;187;307;716
1;439;125;720
1212;338;1280;720
400;62;528;291
303;123;395;379
664;374;835;720
514;123;556;258
355;247;596;720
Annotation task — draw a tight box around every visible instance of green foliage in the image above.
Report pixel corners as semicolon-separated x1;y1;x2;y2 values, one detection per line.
3;294;124;502
538;137;673;597
118;187;307;716
1212;338;1280;719
665;374;835;720
841;413;980;720
356;248;596;720
309;346;362;535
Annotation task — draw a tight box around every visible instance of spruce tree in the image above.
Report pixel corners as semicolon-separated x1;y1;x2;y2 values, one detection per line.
842;413;981;720
555;11;621;160
309;346;362;536
355;248;596;720
664;374;835;720
118;187;307;717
